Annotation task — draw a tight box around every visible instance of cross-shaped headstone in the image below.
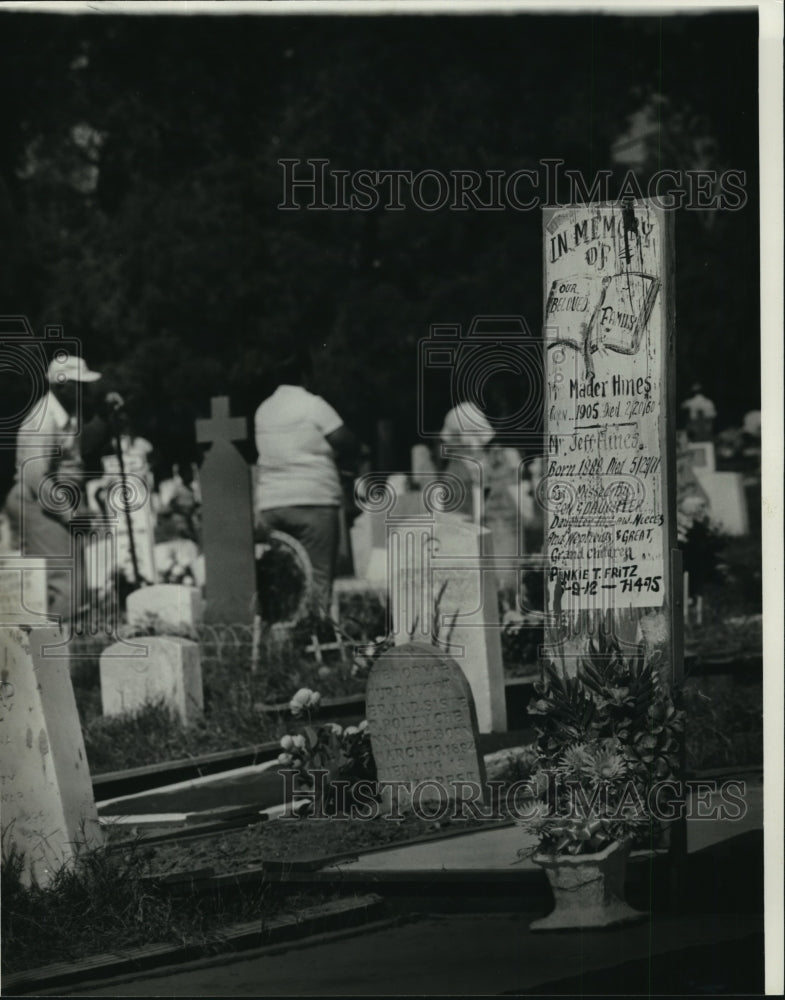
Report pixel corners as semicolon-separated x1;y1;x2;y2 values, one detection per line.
196;395;248;447
196;396;256;625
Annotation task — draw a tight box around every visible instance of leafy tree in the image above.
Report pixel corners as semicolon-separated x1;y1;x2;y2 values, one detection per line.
0;11;759;481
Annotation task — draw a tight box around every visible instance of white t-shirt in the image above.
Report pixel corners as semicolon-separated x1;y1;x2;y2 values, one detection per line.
254;385;344;509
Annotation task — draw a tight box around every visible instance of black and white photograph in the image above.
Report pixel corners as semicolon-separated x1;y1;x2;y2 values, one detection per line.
0;0;781;995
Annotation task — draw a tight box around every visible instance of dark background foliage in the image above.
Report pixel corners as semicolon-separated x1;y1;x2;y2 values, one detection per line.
0;11;759;488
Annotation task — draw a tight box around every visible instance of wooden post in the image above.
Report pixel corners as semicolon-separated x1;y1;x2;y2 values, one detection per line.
542;201;679;685
669;545;688;909
542;200;685;904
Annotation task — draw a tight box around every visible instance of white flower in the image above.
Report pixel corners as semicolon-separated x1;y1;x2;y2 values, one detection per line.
358;720;369;731
292;734;306;750
289;687;320;715
277;752;293;765
326;722;343;736
280;735;294;751
502;609;526;628
343;725;359;737
318;665;332;679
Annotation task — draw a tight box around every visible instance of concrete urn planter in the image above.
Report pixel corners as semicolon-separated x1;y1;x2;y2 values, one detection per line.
530;839;647;931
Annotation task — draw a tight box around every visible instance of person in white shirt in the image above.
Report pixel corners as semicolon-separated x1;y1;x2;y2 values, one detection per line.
436;399;495;519
4;354;103;621
254;350;356;612
680;383;717;442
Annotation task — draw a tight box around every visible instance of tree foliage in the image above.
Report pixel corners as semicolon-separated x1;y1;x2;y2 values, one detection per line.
0;11;759;478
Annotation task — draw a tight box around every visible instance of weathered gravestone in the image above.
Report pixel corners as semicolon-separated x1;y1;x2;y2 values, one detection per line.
692;468;749;536
389;510;507;733
348;509;374;581
542;201;680;682
365;641;486;808
126;583;204;634
410;444;437;486
196;397;256;624
0;557;50;627
0;626;103;886
0;512;16;554
351;474;410;591
100;636;203;724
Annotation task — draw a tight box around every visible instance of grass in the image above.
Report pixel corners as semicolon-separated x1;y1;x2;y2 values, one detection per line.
1;834;339;975
684;535;762;659
72;615;372;775
70;533;761;775
682;676;763;773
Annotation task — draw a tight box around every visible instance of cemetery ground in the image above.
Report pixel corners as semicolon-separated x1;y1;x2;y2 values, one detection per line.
74;534;762;779
1;520;762;987
4;792;765;995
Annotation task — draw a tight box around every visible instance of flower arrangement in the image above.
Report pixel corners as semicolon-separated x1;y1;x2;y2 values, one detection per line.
277;688;376;812
524;629;684;857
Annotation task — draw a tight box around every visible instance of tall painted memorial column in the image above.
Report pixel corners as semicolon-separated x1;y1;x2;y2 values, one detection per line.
541;200;681;685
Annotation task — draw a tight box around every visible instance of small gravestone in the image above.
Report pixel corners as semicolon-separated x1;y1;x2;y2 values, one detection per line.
351;475;413;591
126;584;204;633
0;512;15;554
390;511;507;733
0;557;50;626
358;508;389;590
194;553;206;589
196;396;256;624
0;627;103;887
100;636;203;724
693;469;749;536
410;444;436;487
685;441;716;473
366;642;486;808
349;510;373;580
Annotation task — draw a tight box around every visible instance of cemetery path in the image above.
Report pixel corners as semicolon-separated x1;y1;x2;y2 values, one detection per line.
64;789;764;997
64;909;763;997
52;780;764;997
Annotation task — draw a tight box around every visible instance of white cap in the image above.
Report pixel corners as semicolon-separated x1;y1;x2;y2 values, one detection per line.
440;401;494;448
47;353;102;385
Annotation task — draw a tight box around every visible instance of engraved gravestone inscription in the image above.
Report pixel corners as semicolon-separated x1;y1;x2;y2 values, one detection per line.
365;641;485;805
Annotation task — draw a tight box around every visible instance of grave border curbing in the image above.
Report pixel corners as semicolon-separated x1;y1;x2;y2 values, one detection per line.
2;893;387;996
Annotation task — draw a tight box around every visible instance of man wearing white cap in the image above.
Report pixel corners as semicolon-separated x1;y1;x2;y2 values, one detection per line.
3;353;103;622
